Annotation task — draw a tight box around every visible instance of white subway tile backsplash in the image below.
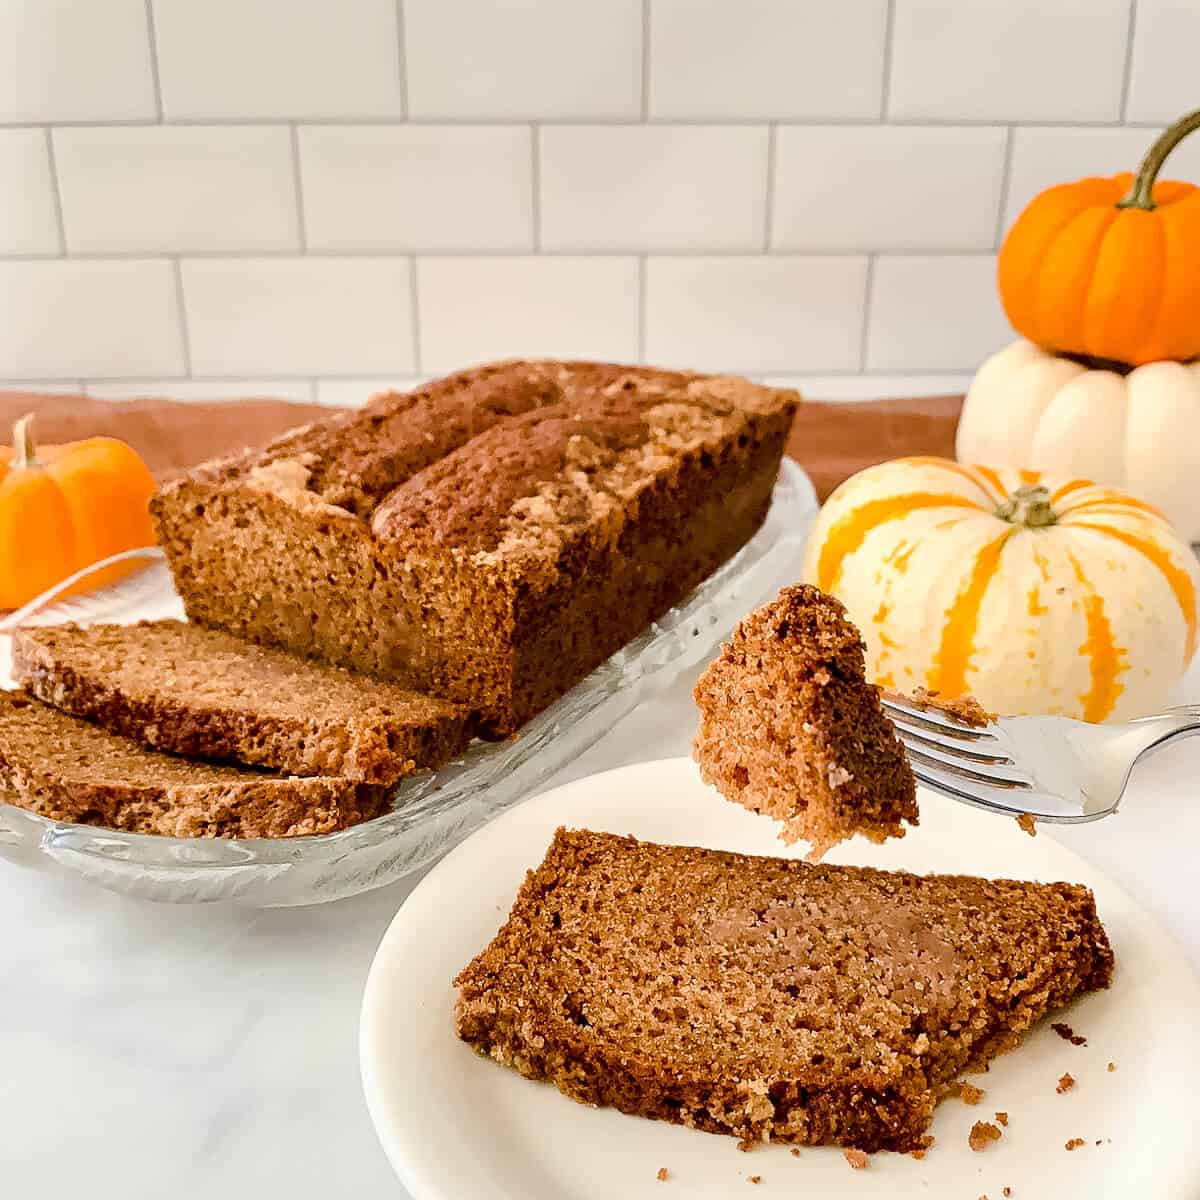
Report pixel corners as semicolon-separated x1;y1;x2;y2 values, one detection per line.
649;0;886;120
540;126;768;251
54;127;299;254
404;0;641;120
0;260;184;378
1127;1;1200;123
416;257;638;373
866;256;1010;371
1002;126;1200;233
182;258;415;375
0;0;156;122
645;257;867;373
314;378;428;408
772;126;1007;252
153;0;404;119
85;379;315;403
3;2;1190;391
300;126;532;252
0;132;60;255
889;0;1128;122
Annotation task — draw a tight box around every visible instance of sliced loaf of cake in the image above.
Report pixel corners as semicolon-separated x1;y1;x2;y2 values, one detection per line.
693;584;917;857
12;620;472;784
455;829;1114;1153
0;690;387;837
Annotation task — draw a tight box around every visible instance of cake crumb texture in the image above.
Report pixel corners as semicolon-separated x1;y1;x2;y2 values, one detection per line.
0;691;387;838
1057;1072;1075;1094
958;1082;985;1105
12;620;472;784
693;584;918;858
1065;1137;1086;1151
455;829;1113;1153
843;1149;868;1170
1017;813;1038;837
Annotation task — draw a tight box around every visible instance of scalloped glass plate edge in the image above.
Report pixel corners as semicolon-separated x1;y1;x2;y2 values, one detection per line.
0;460;817;907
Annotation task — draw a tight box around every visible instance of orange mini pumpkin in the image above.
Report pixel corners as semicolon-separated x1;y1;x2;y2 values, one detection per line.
998;109;1200;368
0;414;156;610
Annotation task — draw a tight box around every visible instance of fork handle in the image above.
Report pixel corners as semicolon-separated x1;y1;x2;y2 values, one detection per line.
1122;709;1200;768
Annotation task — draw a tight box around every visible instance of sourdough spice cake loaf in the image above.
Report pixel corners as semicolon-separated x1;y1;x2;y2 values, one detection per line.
151;362;799;735
455;829;1114;1153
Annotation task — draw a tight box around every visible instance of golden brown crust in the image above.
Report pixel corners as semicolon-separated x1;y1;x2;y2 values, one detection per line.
693;585;918;857
152;361;799;734
454;829;1114;1153
13;620;471;784
0;691;387;838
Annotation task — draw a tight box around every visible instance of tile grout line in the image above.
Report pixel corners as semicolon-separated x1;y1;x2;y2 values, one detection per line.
395;0;410;119
171;257;193;376
43;128;68;255
879;0;897;121
858;254;876;371
1119;0;1139;121
640;0;652;120
993;125;1016;249
143;0;164;121
0;116;1172;131
289;123;309;251
762;124;777;252
530;125;542;251
0;247;1000;262
408;255;423;374
636;254;647;362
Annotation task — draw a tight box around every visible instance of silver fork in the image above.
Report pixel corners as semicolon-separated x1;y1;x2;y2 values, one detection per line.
881;696;1200;823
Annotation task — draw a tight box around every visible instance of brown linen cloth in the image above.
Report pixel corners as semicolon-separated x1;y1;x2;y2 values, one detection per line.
0;390;964;501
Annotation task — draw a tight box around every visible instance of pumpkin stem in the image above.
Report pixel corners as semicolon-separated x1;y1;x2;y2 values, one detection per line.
12;413;39;470
1118;108;1200;211
995;485;1058;529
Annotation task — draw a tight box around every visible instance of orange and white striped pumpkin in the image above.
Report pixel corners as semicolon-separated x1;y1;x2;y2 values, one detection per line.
801;457;1199;722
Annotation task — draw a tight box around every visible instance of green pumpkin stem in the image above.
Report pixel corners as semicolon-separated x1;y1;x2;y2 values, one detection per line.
12;413;38;470
1118;108;1200;211
995;485;1058;529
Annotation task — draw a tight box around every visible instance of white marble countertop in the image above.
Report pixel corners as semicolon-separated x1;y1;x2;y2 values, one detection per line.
2;655;1198;1199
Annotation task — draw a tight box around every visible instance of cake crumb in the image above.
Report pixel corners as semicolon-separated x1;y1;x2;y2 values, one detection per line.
789;1148;801;1158
1016;812;1037;837
909;1133;935;1160
843;1148;868;1170
1003;1189;1012;1197
656;1168;669;1182
1065;1138;1085;1151
1051;1021;1086;1046
1057;1072;1075;1094
994;1111;1008;1126
969;1121;1002;1152
748;1176;761;1185
1107;1061;1116;1072
958;1081;985;1105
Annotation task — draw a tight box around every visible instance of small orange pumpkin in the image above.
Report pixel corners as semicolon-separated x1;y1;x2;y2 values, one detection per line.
0;414;157;610
998;109;1200;367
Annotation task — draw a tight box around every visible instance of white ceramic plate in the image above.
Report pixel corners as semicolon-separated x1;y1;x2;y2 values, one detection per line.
362;757;1200;1200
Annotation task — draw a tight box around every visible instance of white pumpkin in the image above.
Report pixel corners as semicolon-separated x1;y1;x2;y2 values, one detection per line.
801;457;1199;722
957;339;1200;543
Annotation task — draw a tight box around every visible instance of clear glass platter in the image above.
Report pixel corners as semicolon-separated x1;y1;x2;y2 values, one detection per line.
0;460;816;907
